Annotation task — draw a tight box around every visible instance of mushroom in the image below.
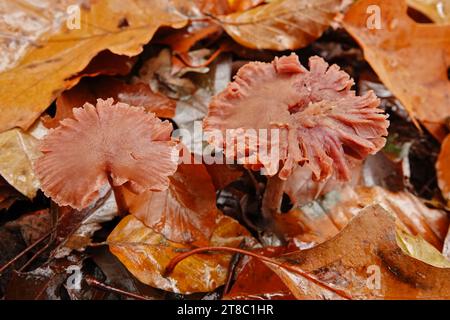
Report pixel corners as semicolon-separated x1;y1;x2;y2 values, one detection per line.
203;53;389;221
35;98;179;211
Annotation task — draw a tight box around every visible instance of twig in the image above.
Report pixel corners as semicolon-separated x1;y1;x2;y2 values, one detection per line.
85;276;151;300
0;229;54;275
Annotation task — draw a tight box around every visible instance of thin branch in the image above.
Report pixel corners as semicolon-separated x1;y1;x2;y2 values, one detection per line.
85;276;151;300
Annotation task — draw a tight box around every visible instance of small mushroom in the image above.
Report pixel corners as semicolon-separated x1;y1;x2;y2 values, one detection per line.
203;53;389;221
35;98;179;211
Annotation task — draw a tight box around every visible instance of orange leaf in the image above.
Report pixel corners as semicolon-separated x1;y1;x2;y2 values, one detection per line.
43;77;176;128
436;134;450;202
108;214;255;294
0;0;187;133
125;163;218;245
218;0;344;50
343;0;450;141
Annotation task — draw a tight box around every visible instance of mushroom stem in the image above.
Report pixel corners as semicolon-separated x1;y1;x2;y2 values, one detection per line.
107;174;128;215
261;175;285;222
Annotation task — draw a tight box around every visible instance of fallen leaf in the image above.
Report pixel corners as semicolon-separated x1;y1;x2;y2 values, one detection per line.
276;185;449;250
108;214;255;294
225;246;296;300
51;188;116;258
74;50;138;79
436;134;450;203
444;226;450;260
268;205;450;299
125;163;218;245
205;163;243;190
43;77;176;128
343;0;450;141
0;128;41;199
396;229;450;268
0;0;187;133
0;178;24;211
5;209;52;245
407;0;450;23
218;0;344;50
227;0;267;12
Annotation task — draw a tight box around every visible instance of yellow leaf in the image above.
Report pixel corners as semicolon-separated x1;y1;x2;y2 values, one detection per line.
0;128;41;199
0;0;187;133
218;0;343;50
108;214;255;294
397;228;450;268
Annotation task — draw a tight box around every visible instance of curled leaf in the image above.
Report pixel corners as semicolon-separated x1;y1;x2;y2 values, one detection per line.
204;53;388;181
35;98;179;210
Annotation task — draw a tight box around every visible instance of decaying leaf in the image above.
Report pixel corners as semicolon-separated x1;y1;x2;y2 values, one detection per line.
5;209;52;246
0;128;41;199
35;98;179;210
276;185;449;250
436;134;450;203
343;0;450;141
43;77;176;129
108;214;256;294
218;0;344;50
407;0;450;23
225;246;296;300
124;163;218;245
0;0;187;133
268;205;450;299
0;177;24;211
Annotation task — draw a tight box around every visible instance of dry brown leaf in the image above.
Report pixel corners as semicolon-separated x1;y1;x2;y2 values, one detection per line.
124;163;218;245
343;0;450;141
276;185;449;251
0;128;41;199
108;214;255;294
0;0;187;133
269;205;450;299
436;134;450;203
218;0;344;50
407;0;450;23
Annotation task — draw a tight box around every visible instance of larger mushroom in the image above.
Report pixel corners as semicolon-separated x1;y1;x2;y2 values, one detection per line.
203;53;389;221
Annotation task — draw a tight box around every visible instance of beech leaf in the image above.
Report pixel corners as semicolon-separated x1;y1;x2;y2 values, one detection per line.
343;0;450;141
108;214;256;294
0;128;41;199
124;163;218;245
0;0;187;133
268;205;450;299
218;0;344;50
436;134;450;203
